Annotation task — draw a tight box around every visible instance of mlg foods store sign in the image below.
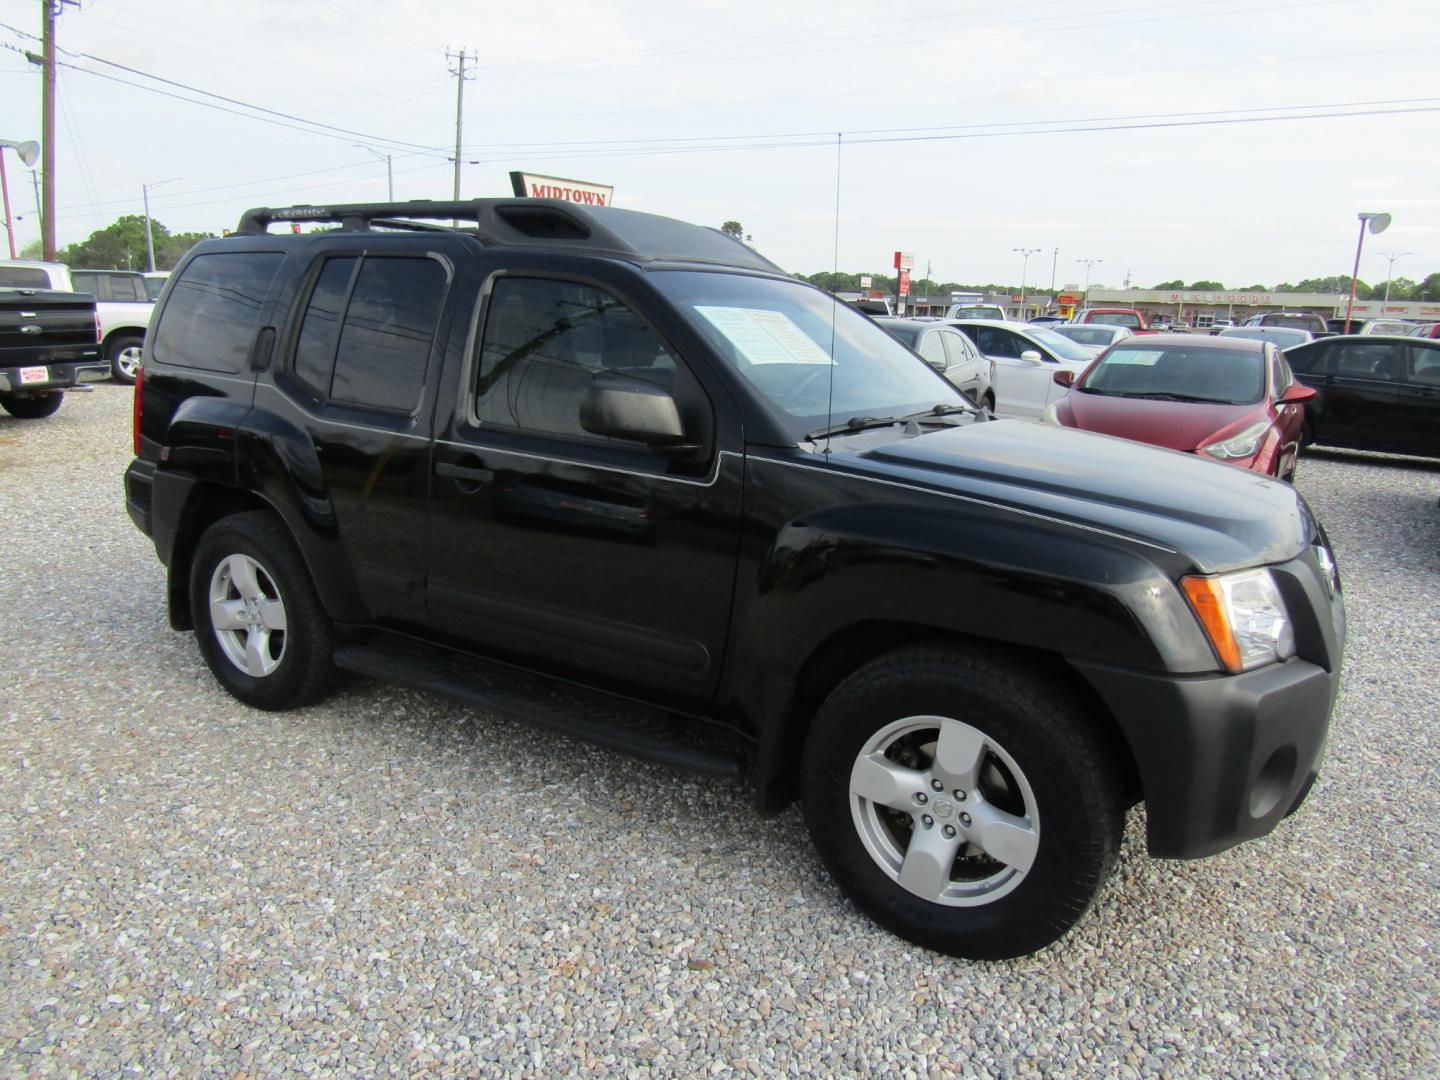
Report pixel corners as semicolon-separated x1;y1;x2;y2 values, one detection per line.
510;172;614;207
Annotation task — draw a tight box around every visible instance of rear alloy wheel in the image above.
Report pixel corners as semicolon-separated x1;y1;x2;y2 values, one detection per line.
0;392;64;419
802;644;1124;960
190;511;334;709
107;333;144;385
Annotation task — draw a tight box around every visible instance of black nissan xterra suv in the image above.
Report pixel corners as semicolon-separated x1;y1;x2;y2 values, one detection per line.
124;200;1345;959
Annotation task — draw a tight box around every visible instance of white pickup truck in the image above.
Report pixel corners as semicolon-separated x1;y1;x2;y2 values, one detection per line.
0;261;155;384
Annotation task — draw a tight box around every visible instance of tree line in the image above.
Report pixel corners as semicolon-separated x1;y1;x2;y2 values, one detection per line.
799;269;1440;302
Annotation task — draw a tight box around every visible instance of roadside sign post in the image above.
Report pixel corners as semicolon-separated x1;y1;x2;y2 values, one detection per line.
893;251;913;317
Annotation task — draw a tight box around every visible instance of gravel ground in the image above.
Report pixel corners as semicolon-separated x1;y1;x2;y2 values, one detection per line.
1;386;1437;1078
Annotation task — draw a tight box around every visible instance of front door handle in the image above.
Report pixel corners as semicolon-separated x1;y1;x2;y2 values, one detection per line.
436;461;494;484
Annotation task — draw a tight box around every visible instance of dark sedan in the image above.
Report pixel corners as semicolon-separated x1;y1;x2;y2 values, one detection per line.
1284;335;1440;458
1043;335;1313;480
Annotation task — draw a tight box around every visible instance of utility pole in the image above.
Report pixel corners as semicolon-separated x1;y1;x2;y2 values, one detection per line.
1049;247;1059;292
448;49;474;202
41;0;57;260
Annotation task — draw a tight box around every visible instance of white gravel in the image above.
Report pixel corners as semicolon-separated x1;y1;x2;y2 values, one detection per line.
1;386;1436;1077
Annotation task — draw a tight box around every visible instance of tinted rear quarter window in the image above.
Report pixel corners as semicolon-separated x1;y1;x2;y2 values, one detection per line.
150;252;285;373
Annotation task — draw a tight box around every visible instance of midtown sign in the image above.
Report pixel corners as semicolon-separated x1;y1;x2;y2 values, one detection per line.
510;172;614;207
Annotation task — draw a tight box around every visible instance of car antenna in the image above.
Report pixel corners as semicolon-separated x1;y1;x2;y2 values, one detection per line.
823;132;842;458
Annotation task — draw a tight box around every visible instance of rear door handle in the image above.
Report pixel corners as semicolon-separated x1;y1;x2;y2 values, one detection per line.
436;461;494;483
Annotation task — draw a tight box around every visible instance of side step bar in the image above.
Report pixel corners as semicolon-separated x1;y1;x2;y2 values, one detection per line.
333;639;748;781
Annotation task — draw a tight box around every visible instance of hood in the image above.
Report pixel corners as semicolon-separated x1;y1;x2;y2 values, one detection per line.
1061;392;1259;451
835;418;1311;573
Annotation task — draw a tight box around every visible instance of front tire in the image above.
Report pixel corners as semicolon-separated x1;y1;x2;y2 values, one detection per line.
107;333;144;385
801;643;1124;960
0;392;64;419
190;511;334;710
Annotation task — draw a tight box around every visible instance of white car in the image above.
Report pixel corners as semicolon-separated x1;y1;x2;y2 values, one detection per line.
873;317;995;409
948;320;1095;418
1049;324;1133;352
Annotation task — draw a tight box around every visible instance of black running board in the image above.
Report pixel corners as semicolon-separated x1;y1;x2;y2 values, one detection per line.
333;639;747;781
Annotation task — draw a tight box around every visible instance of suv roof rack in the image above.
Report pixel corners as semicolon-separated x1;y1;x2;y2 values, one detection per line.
234;198;784;273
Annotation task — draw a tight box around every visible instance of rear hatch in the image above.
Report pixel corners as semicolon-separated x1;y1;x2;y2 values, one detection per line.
0;289;99;359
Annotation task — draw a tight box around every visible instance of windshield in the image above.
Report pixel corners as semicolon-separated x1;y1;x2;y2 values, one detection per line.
651;271;965;441
1052;325;1120;347
1261;314;1319;330
1079;344;1264;404
950;305;1002;320
1023;327;1097;362
1220;327;1307;348
1087;312;1142;329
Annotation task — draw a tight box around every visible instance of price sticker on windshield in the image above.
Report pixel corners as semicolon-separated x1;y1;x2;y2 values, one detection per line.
695;306;835;366
19;366;49;384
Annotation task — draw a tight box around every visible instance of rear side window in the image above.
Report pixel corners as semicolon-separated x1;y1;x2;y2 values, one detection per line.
151;252;285;373
290;255;449;414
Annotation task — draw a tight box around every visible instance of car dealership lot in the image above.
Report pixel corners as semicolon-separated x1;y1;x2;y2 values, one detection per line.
2;388;1436;1076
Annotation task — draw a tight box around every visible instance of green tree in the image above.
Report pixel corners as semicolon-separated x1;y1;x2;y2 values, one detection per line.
59;214;151;270
1153;279;1185;290
19;237;43;260
157;230;214;270
1188;280;1224;290
57;215;216;271
720;220;744;239
1416;272;1440;302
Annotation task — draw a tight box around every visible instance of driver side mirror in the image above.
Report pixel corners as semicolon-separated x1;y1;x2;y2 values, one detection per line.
1053;369;1076;388
1019;349;1045;364
580;375;694;448
1279;383;1316;404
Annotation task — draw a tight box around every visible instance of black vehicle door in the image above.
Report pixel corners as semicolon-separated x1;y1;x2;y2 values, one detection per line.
426;265;744;704
252;236;468;631
1395;341;1440;455
1297;339;1402;449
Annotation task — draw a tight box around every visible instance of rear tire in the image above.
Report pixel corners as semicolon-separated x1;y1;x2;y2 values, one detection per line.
801;643;1124;960
190;511;334;710
0;393;64;419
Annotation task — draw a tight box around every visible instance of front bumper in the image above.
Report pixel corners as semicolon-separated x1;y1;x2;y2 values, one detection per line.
1075;656;1336;858
1073;546;1344;859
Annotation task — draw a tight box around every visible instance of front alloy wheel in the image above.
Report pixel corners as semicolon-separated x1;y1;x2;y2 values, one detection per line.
802;644;1124;960
850;716;1039;907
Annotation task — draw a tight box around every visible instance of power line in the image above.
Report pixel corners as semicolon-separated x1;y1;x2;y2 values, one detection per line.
0;19;448;154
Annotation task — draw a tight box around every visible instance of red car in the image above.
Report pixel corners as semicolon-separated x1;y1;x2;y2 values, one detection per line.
1042;334;1315;480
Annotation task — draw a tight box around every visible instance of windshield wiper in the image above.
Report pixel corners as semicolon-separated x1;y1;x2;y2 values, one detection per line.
903;402;988;421
803;415;904;441
1120;392;1225;403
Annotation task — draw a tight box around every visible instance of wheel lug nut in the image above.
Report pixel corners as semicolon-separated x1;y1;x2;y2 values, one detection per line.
921;815;934;827
942;825;956;838
930;779;944;791
915;792;928;804
954;789;966;801
960;812;972;827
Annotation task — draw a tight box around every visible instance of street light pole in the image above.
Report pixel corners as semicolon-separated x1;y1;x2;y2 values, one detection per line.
1076;258;1102;307
1344;212;1391;334
142;178;179;273
354;145;394;200
1013;247;1041;318
1379;250;1413;303
1049;246;1059;293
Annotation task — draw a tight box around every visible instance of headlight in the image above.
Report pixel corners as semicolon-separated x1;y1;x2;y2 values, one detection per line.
1182;569;1295;673
1201;419;1270;460
1041;402;1061;425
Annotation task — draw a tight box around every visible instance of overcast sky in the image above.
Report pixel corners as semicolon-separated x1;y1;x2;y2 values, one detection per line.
1;0;1436;290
